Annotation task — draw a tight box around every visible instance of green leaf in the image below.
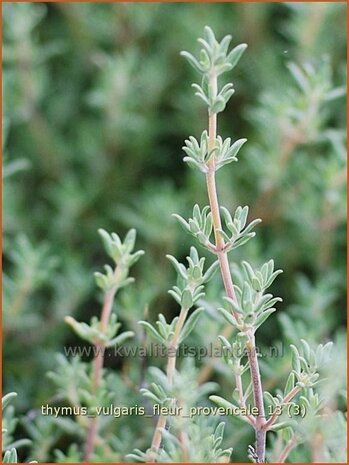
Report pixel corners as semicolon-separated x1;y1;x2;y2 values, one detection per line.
192;83;210;105
181;289;193;310
172;213;190;232
209;395;237;411
3;448;18;463
202;260;219;283
180;51;203;73
140;389;161;404
199;49;210;69
183;157;206;172
264;391;278;407
94;271;109;291
287;62;310;92
168;287;181;304
269;420;297;432
215;421;226;442
242;218;262;235
105;331;134;348
255;308;276;330
98;228;113;257
218;35;232;57
227;43;247;69
227;138;247;158
2;393;17;411
324;86;346;101
64;316;94;343
118;276;135;289
210;96;226;114
166;255;188;280
218;335;232;351
124;228;136;251
290;345;301;373
204;26;216;47
223;295;243;314
218;307;239;328
128;249;145;266
179;308;203;343
139;321;165;344
284;372;295;397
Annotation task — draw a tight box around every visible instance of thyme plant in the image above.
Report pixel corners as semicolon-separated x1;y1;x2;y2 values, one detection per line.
134;248;223;462
53;229;144;461
123;26;336;464
134;26;333;463
3;6;345;462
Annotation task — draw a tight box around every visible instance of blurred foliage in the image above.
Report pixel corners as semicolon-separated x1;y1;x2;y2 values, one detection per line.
2;2;346;463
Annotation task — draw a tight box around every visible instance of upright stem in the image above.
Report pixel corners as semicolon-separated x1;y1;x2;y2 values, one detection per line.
147;307;188;462
205;71;266;463
206;71;237;307
246;331;266;462
84;271;120;461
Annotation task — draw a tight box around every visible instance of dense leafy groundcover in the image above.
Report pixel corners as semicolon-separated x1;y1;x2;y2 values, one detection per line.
2;2;346;463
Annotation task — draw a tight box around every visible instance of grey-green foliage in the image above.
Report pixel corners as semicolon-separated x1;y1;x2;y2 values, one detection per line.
182;130;246;173
22;416;65;464
128;360;225;463
181;26;247;114
65;313;134;348
219;206;261;252
138;249;214;362
174;205;214;250
139;362;216;412
44;229;144;461
3;235;58;330
95;228;145;291
47;354;91;410
54;444;81;463
133;246;222;461
129;420;232;464
167;246;219;309
267;386;346;463
65;228;143;344
2;2;346;463
174;205;260;252
157;420;233;463
179;25;341;463
2;393;34;463
139;308;203;347
218;259;283;332
290;340;333;388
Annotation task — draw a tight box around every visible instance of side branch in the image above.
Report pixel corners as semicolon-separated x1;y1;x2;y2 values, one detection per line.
147;307;188;462
84;269;121;461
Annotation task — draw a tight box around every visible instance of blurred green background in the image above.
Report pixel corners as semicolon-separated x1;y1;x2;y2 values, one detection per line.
2;1;346;462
